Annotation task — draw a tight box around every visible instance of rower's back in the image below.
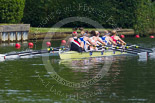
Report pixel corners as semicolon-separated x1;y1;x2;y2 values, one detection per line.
69;31;82;52
90;30;98;44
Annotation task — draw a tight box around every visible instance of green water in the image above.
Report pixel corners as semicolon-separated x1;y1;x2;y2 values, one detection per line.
0;38;155;103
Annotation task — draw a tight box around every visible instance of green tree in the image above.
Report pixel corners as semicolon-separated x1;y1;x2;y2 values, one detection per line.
0;0;25;23
148;1;155;34
22;0;155;34
133;0;152;35
114;0;138;28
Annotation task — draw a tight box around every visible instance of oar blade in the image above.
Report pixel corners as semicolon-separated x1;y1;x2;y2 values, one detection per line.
138;52;148;61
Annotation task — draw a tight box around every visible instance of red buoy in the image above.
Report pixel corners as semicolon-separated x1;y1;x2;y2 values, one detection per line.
61;40;66;46
28;42;34;48
135;35;140;38
120;35;125;38
150;36;154;39
15;43;21;49
46;42;51;47
61;40;66;44
28;42;34;47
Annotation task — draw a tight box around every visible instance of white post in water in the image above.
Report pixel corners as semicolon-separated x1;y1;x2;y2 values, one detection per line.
10;32;16;42
17;32;22;41
2;32;8;42
23;31;28;40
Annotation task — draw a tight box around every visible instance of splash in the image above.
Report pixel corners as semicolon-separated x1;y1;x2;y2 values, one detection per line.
0;54;5;62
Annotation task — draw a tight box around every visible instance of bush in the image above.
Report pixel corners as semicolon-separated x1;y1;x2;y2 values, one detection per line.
0;0;25;23
133;0;152;36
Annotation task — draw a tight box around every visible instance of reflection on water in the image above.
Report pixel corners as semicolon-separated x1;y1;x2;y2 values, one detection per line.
60;56;128;69
59;57;108;72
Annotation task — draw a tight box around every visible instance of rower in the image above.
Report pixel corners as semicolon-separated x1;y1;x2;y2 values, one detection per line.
101;30;117;46
111;30;126;46
96;31;102;46
66;31;82;52
79;31;94;51
89;30;106;50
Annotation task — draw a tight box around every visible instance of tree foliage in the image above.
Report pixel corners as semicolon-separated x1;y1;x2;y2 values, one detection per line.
0;0;25;23
0;0;155;35
148;1;155;34
133;0;152;35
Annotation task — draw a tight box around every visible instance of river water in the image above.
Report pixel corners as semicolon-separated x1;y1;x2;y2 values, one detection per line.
0;38;155;103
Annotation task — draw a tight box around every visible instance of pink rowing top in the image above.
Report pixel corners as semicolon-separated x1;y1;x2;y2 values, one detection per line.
111;36;117;43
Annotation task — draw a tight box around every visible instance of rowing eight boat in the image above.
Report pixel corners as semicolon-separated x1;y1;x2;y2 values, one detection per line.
59;45;154;59
0;45;153;61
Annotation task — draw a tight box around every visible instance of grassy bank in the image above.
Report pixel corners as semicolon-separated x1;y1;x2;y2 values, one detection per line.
0;24;15;26
30;27;73;33
0;23;134;35
30;27;114;33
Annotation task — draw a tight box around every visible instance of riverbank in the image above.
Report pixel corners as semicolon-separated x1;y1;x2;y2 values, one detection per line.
29;27;135;40
30;27;133;33
0;24;154;41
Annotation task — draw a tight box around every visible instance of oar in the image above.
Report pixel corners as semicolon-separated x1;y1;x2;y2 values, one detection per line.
47;47;69;52
114;46;145;53
99;45;149;55
5;50;47;57
19;47;67;56
113;46;152;60
113;48;138;55
126;47;152;54
5;47;61;57
125;46;153;56
110;44;153;54
5;46;69;57
127;45;153;53
87;46;139;55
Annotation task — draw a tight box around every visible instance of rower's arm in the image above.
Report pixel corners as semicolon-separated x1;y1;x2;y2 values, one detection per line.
98;38;106;46
118;37;126;44
109;38;117;45
78;38;82;43
66;38;71;47
87;38;95;45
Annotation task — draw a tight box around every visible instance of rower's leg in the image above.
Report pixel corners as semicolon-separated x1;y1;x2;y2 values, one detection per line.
89;46;94;50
